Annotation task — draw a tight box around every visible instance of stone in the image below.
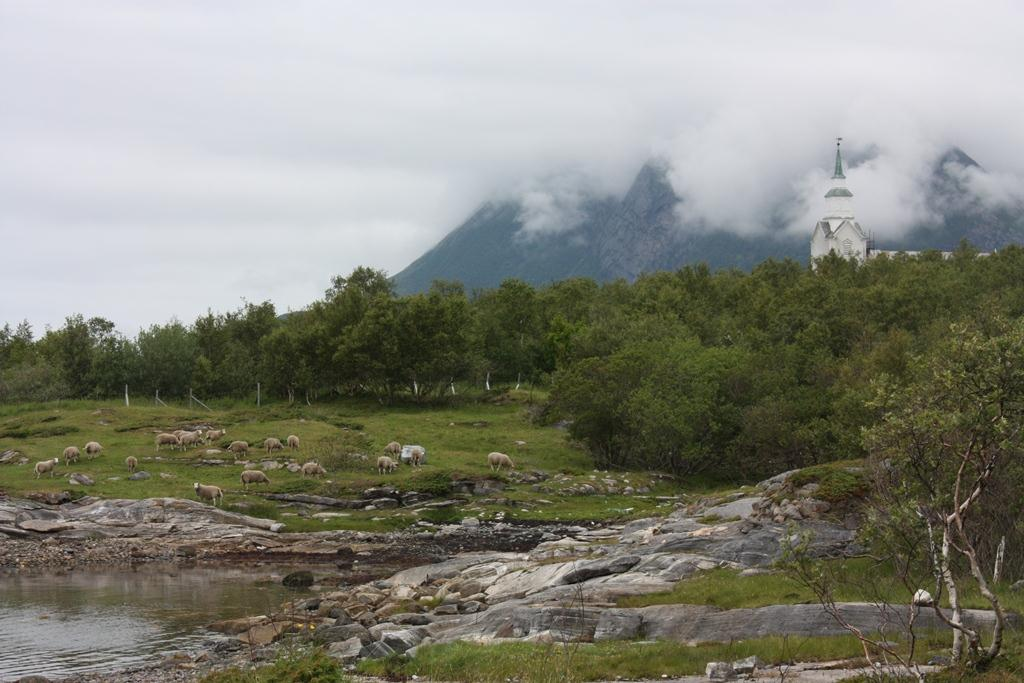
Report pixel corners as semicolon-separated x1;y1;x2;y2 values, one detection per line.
706;661;736;680
25;491;71;505
282;570;314;588
433;604;458;615
315;623;371;645
17;519;73;533
360;640;396;659
286;463;301;473
159;472;175;479
562;555;640;584
381;628;424;653
392;613;432;625
326;637;364;663
237;621;293;646
372;497;400;509
129;471;151;481
69;473;94;486
362;486;398;500
1012;579;1024;592
593;610;643;641
732;655;763;675
208;616;269;635
15;676;52;683
459;601;485;614
461;517;480;527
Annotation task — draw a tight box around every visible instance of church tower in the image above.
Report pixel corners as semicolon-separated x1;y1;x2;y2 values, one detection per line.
810;139;870;263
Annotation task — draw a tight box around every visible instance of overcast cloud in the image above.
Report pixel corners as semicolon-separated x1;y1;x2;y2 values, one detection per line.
2;1;1023;332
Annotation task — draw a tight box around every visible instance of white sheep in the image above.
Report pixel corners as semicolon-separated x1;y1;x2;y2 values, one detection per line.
156;433;181;450
34;457;59;478
125;456;138;473
287;434;300;450
240;470;271;489
178;431;202;449
84;441;103;457
384;441;401;458
377;455;398;474
301;461;327;478
206;428;227;442
409;446;424;467
193;482;224;506
63;446;81;463
227;440;249;456
264;437;284;454
487;452;515;471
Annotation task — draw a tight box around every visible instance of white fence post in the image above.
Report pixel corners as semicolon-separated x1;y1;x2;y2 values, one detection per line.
124;384;130;407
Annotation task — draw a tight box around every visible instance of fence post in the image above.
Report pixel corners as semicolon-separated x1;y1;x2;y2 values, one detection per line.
485;371;491;391
124;384;130;407
257;382;261;407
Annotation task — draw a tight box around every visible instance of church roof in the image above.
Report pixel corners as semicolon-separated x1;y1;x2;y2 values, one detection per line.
825;187;853;198
833;142;846;179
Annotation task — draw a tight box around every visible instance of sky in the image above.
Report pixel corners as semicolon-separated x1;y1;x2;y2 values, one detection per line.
2;1;1023;333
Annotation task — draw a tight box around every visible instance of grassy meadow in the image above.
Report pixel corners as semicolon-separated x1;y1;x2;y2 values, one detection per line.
0;392;675;532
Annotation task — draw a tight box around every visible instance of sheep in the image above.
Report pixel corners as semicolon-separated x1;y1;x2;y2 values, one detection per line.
384;441;401;458
227;440;249;457
178;431;202;449
264;437;284;454
377;455;398;474
240;469;271;489
206;428;226;442
125;456;138;473
301;461;327;478
34;457;59;478
409;446;424;467
63;446;81;464
487;452;515;471
84;441;103;457
287;434;300;450
156;433;181;450
193;482;224;506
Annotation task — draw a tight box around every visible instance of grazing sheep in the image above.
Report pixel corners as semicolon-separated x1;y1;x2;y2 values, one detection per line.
377;455;398;474
34;457;59;478
409;446;424;468
384;441;401;458
178;431;202;449
264;437;284;454
156;433;181;450
125;456;138;473
63;446;81;464
301;461;327;478
206;428;226;442
227;440;249;457
487;452;515;471
193;482;224;506
84;441;103;457
287;434;300;450
240;469;271;489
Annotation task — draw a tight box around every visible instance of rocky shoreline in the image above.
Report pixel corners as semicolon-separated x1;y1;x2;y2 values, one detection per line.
0;472;991;682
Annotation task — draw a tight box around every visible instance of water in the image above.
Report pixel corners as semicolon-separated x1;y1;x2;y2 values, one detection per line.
0;565;310;681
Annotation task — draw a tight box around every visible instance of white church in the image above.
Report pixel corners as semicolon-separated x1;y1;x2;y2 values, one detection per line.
809;139;989;264
809;139;874;262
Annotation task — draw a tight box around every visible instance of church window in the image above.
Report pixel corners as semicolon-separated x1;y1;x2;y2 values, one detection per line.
842;239;853;256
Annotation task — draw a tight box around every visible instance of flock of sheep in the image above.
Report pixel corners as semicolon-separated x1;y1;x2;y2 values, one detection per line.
30;429;519;509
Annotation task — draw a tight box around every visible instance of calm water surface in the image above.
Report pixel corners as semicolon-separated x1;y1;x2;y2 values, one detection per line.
0;564;309;681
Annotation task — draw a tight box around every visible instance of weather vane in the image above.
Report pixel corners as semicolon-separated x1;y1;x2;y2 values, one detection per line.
836;136;843;147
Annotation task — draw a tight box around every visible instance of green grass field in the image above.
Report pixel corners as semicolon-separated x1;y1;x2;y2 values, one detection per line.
0;393;674;531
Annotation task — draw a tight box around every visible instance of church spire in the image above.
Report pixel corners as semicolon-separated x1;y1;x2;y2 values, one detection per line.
832;137;845;179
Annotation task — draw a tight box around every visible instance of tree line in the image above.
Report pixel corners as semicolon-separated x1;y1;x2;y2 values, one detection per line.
3;246;1024;479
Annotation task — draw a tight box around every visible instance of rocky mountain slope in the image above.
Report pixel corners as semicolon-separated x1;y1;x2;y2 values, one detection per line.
393;149;1024;294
